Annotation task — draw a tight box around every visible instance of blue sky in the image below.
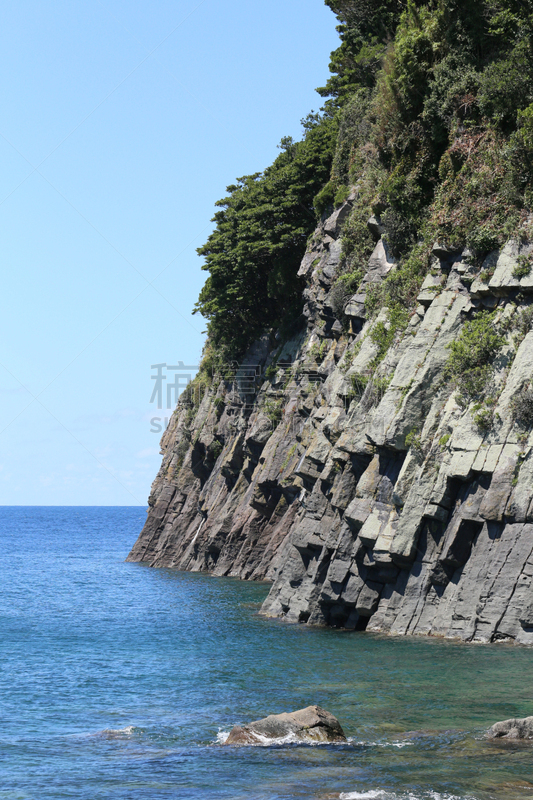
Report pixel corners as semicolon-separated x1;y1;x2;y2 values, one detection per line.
0;0;339;505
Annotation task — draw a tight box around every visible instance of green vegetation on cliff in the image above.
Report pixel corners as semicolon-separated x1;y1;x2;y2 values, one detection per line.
194;0;533;361
194;116;335;356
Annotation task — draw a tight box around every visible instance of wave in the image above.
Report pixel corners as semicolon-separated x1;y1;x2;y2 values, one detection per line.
214;729;356;747
214;730;415;748
215;729;305;746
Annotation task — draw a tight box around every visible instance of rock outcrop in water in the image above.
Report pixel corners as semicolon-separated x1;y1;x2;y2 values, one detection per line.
127;202;533;645
223;705;347;745
488;717;533;739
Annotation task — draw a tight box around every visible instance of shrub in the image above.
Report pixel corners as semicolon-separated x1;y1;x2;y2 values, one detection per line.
370;304;410;367
308;340;329;364
314;180;336;218
439;433;451;448
347;372;369;401
405;427;423;453
431;129;522;261
509;103;533;204
334;184;350;206
365;240;430;321
467;225;501;260
317;1;404;106
512;255;532;280
444;311;504;403
445;312;503;376
331;90;373;184
456;365;493;400
210;440;223;461
478;39;533;131
328;269;364;320
513;306;533;347
263;399;283;426
473;405;494;431
338;141;383;271
511;385;533;427
381;207;417;258
479;266;495;284
175;438;189;471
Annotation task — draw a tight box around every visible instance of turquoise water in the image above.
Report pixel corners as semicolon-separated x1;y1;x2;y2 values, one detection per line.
1;507;533;799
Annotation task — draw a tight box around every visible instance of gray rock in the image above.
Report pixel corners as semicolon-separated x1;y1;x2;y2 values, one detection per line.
487;239;533;293
224;705;347;745
487;717;533;739
432;241;462;261
417;273;444;306
324;202;352;239
364;239;396;283
298;250;323;278
345;293;366;319
356;581;382;616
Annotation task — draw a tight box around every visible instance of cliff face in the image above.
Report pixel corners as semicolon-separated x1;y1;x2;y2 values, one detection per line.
128;199;533;645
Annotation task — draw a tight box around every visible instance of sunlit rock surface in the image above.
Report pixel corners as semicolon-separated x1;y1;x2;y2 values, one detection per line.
223;705;347;745
128;205;533;645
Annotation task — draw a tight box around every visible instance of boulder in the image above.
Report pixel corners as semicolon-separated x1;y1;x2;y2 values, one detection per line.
365;239;396;282
417;273;444;306
487;716;533;739
223;705;347;745
345;293;366;319
324;202;352;239
432;241;463;261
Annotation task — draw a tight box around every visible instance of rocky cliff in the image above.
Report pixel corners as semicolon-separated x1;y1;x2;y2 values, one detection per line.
128;196;533;645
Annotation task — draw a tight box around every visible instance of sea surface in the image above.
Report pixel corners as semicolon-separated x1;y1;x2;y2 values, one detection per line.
1;506;533;800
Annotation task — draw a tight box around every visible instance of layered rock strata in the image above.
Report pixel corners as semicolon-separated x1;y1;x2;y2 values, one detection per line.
128;199;533;645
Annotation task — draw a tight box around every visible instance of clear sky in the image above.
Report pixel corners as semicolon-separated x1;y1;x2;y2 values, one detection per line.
0;0;340;506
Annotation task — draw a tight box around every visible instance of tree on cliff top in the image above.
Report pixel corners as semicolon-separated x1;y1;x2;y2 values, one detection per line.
194;115;335;356
317;0;405;103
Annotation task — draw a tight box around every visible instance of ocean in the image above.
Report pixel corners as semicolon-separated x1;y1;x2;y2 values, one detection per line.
1;506;533;800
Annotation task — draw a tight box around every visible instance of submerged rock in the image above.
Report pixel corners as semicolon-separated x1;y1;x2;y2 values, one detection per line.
223;705;347;745
487;717;533;739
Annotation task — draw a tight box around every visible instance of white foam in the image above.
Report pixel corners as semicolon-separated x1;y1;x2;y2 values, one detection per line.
349;739;414;748
97;726;136;737
215;729;230;744
213;729;350;747
248;731;300;746
340;792;386;800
